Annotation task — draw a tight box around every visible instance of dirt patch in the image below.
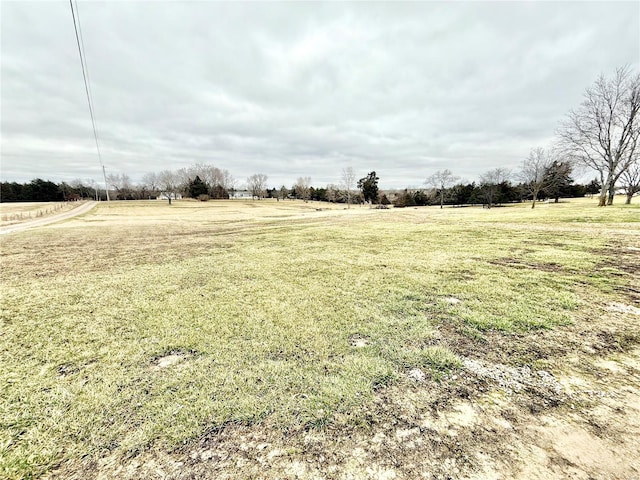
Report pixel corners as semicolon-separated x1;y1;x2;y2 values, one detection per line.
462;358;563;396
349;335;370;348
537;419;627;474
154;354;185;370
407;368;426;382
443;296;462;305
150;351;192;371
607;302;640;316
596;242;640;277
487;258;565;273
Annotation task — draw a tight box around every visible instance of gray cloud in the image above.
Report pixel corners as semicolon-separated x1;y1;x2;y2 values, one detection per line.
2;1;638;189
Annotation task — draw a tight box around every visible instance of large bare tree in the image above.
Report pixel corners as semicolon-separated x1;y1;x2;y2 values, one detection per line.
558;67;640;206
425;169;460;209
518;147;556;209
246;173;268;199
340;167;356;209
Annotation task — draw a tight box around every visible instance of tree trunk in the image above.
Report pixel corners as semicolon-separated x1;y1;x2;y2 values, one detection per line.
440;191;444;209
596;172;608;206
531;195;536;209
598;180;609;206
626;193;633;204
607;188;615;205
597;193;606;206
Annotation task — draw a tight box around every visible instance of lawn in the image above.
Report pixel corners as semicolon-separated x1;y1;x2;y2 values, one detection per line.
1;198;638;479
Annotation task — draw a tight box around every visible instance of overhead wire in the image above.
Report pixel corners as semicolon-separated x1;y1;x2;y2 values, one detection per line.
75;2;96;123
69;0;110;200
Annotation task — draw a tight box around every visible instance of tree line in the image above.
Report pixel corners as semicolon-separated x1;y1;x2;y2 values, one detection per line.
0;163;608;206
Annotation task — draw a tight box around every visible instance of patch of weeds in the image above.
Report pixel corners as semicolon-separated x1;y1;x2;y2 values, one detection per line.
460;325;486;342
371;371;397;391
383;344;461;377
460;312;514;332
419;345;463;372
305;413;332;431
0;448;55;480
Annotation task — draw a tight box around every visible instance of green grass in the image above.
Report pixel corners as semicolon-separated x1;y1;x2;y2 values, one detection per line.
1;198;638;478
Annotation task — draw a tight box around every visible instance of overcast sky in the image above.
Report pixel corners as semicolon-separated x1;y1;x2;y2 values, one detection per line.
1;1;639;189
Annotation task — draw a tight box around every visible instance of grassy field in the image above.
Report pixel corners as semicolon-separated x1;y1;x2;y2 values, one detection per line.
1;198;639;479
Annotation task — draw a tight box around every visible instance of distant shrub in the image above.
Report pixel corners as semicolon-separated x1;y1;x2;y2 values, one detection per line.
393;190;416;208
197;194;210;202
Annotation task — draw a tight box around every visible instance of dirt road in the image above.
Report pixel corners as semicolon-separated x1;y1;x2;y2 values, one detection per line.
0;201;97;235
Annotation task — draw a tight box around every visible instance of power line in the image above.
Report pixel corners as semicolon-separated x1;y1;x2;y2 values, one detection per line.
69;0;110;201
75;2;96;122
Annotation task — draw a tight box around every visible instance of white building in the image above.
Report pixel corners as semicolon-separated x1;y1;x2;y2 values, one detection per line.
230;190;255;199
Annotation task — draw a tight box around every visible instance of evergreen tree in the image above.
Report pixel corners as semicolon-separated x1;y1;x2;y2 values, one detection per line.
585;178;602;197
357;171;379;204
188;176;208;198
542;161;573;203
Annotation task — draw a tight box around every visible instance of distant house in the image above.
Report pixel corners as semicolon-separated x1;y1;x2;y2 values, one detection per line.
230;190;254;199
158;192;182;200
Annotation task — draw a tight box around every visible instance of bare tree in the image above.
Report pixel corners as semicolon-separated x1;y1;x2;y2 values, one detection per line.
66;178;94;200
325;184;339;203
425;169;460;208
247;173;268;199
620;160;640;204
518;147;556;209
141;172;159;199
340;167;356;209
107;173;135;200
158;169;178;204
221;170;236;195
174;168;191;196
558;66;640;206
85;178;99;200
295;176;312;202
480;168;510;208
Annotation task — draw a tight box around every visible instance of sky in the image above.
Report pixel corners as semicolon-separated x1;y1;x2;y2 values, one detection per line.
1;1;639;190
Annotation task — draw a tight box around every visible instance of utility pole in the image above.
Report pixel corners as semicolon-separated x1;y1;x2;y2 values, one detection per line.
102;165;110;202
